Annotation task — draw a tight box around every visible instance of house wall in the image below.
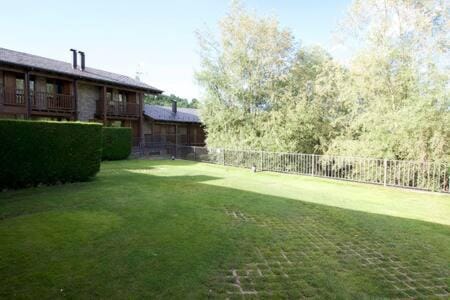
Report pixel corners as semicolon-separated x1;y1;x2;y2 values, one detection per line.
78;83;100;121
0;65;153;131
142;119;206;146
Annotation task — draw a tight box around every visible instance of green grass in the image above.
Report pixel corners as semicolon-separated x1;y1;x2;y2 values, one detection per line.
0;159;449;299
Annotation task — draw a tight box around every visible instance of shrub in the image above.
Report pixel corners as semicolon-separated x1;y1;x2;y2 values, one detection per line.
0;119;102;189
102;127;132;160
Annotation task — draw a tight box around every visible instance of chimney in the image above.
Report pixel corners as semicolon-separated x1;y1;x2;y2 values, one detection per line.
172;100;177;114
70;49;77;69
78;51;86;71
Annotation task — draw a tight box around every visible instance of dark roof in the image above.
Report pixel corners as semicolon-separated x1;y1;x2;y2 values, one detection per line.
144;104;201;123
0;47;162;93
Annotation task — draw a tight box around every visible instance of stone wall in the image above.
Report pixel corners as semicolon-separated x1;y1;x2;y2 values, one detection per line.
78;83;100;121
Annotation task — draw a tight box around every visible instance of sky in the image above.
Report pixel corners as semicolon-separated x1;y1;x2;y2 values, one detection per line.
0;0;352;100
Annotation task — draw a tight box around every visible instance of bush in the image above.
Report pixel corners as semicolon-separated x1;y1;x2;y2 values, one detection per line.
0;119;102;190
102;127;132;160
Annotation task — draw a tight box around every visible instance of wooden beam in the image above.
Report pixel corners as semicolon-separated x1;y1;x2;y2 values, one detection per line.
138;92;144;146
24;72;31;118
102;86;107;125
0;71;4;112
77;79;151;94
0;66;27;73
73;80;78;120
30;111;73;118
29;71;74;82
1;105;26;114
187;124;191;146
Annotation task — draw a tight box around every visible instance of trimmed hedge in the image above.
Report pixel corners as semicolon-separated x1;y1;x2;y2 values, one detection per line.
0;119;102;189
102;127;132;160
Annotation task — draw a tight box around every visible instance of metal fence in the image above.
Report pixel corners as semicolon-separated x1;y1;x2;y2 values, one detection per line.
164;146;449;193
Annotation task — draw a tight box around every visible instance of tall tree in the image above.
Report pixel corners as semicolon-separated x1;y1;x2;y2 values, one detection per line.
197;1;291;150
329;0;450;161
196;1;295;113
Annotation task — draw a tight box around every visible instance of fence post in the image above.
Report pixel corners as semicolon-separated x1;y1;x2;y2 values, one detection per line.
223;149;226;166
312;154;315;176
193;146;196;161
383;159;387;186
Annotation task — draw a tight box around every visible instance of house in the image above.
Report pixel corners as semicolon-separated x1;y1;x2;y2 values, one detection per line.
0;47;162;142
142;102;206;154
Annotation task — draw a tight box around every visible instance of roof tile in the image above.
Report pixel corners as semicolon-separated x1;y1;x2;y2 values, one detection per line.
144;104;201;123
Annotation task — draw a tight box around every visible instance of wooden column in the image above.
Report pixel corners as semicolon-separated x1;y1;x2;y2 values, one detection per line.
24;72;31;119
139;92;144;146
175;123;178;157
187;124;191;146
73;80;78;120
0;72;4;112
102;86;107;125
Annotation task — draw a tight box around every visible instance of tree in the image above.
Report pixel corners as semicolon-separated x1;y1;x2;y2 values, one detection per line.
196;0;449;161
196;1;295;112
144;94;200;109
196;1;293;150
197;2;348;153
329;0;450;161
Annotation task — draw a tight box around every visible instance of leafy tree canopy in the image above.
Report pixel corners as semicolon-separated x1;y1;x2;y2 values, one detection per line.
145;94;200;109
196;0;449;161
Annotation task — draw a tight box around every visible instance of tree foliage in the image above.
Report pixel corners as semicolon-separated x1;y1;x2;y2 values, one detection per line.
145;94;200;109
330;0;450;161
196;0;449;161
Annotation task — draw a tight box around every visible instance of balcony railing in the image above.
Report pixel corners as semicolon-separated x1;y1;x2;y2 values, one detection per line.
0;87;26;106
97;100;140;117
0;87;75;112
32;91;74;111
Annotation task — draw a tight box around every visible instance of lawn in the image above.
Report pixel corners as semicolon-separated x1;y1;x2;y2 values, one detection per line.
0;160;449;299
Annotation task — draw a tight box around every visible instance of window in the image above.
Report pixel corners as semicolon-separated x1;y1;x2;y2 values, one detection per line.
15;79;24;92
56;82;63;94
118;92;127;103
46;83;55;94
29;81;35;94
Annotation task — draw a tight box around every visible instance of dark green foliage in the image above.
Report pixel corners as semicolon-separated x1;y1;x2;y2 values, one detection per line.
102;127;132;160
0;119;102;189
145;93;200;108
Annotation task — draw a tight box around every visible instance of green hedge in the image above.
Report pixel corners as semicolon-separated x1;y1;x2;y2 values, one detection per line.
102;127;132;160
0;119;102;189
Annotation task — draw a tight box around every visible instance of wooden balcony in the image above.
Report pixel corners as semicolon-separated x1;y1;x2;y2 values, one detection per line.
32;92;74;112
1;88;26;106
97;100;140;119
0;87;75;116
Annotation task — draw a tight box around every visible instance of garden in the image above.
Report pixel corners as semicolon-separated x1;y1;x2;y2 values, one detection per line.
1;156;449;298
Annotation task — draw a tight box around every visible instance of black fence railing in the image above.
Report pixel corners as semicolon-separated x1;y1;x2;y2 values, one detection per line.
132;144;449;193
